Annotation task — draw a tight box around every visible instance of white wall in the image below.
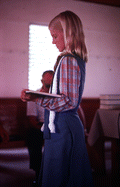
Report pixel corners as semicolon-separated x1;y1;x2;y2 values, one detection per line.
0;0;120;98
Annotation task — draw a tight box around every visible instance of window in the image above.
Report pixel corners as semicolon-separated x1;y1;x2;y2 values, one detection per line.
29;24;59;90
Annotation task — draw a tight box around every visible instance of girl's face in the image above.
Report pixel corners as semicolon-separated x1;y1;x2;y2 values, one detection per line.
50;28;65;52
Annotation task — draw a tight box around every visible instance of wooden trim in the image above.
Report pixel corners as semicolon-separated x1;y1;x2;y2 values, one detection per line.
0;141;26;149
0;97;100;148
81;98;100;132
74;0;120;7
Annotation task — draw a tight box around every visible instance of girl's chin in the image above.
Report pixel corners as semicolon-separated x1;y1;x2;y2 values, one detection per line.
58;49;64;52
56;46;65;52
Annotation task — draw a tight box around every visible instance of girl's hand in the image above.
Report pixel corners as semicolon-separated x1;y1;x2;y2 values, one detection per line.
21;89;33;102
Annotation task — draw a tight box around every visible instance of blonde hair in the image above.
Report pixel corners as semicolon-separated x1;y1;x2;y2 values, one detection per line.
49;10;88;62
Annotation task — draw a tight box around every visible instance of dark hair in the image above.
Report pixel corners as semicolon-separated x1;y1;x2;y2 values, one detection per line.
42;70;54;77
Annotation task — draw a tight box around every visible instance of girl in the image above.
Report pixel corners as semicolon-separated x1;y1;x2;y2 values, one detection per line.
21;10;93;187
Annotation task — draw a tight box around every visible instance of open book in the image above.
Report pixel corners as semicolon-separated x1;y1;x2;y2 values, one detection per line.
25;90;61;98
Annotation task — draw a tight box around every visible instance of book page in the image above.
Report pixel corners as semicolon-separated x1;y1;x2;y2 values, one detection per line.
25;90;61;98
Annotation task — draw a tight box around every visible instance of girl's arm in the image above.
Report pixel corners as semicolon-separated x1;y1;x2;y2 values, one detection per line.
37;56;81;112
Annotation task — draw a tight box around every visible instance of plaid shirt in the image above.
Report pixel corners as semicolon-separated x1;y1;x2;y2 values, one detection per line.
37;56;81;112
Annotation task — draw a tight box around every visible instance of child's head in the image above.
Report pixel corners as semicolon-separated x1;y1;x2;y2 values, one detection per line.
41;70;54;89
49;10;87;61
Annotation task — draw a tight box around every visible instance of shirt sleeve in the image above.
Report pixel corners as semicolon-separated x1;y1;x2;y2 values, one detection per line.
37;56;81;112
